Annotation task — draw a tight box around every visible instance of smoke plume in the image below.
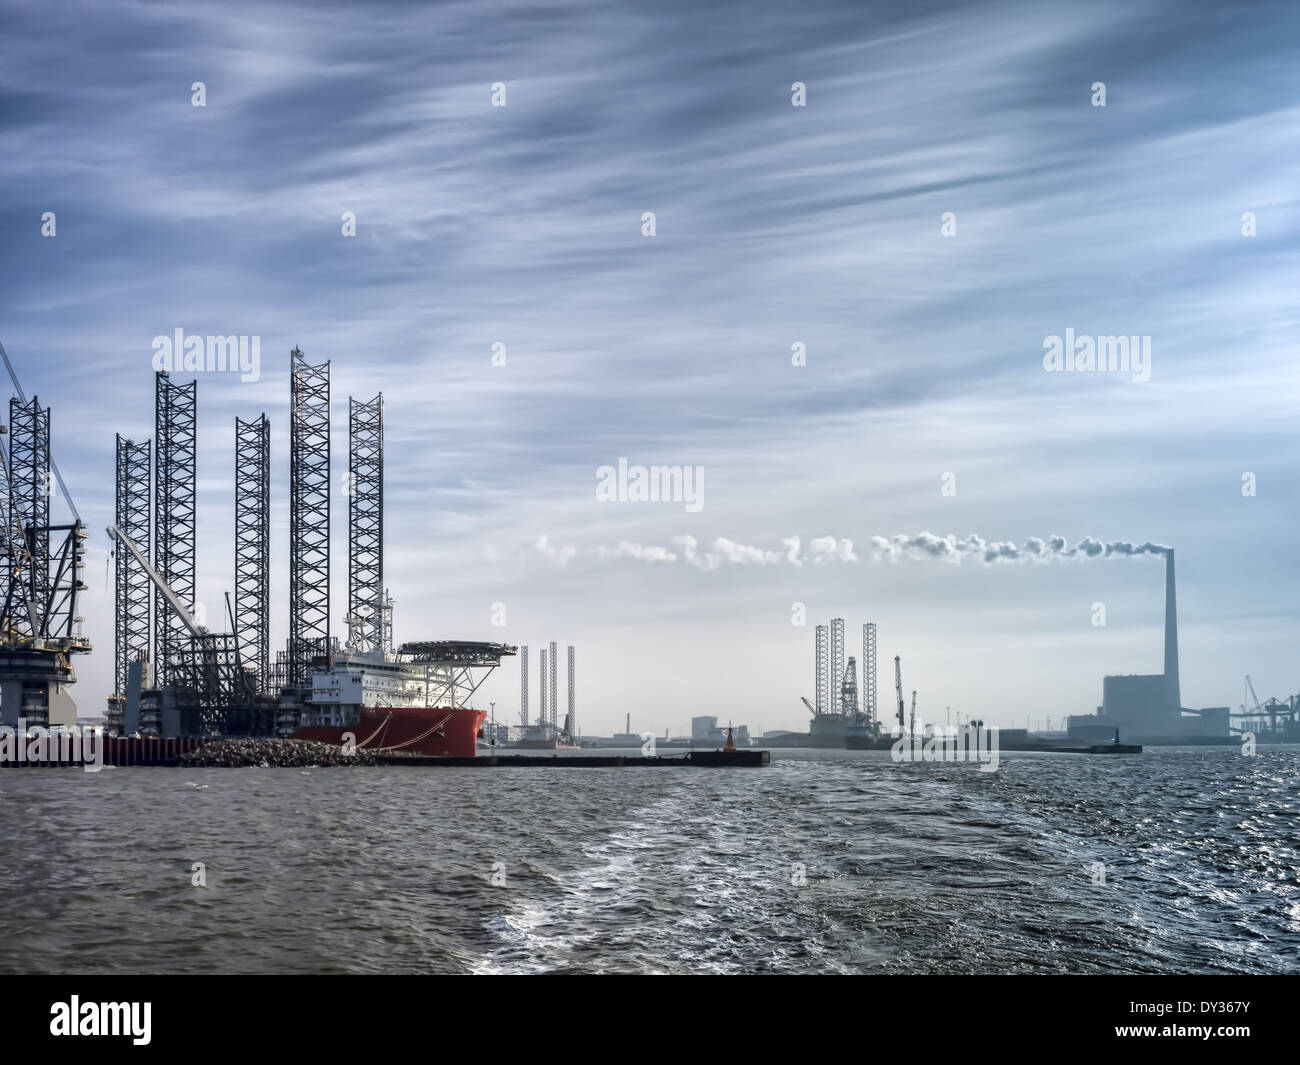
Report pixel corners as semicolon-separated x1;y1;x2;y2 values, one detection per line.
869;533;1169;564
531;533;1166;569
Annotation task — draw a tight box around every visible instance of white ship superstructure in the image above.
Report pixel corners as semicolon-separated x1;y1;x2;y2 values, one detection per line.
294;641;513;729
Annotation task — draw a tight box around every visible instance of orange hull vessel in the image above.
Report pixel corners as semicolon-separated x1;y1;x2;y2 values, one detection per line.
294;705;487;758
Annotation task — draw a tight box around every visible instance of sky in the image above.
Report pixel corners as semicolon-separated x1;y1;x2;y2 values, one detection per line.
1;0;1297;736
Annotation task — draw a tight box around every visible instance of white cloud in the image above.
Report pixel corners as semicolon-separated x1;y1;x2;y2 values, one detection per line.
527;535;577;567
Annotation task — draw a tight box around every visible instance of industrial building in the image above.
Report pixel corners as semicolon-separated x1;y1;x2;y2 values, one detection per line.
1067;550;1233;743
704;723;750;746
691;716;717;740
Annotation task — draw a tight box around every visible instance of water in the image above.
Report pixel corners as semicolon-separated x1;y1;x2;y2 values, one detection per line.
1;747;1296;974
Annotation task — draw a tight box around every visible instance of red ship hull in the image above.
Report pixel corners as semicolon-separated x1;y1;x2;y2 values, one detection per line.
293;705;487;757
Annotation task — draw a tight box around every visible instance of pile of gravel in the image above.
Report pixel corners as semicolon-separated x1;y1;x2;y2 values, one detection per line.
179;738;377;767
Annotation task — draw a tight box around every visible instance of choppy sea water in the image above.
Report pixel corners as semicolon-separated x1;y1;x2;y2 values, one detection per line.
1;746;1296;974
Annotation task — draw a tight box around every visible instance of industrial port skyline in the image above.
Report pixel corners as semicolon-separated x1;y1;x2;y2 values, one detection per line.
1;343;1289;741
2;0;1297;737
2;0;1298;1007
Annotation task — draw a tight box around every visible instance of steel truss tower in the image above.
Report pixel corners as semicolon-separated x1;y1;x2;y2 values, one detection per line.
830;618;845;715
0;389;89;731
567;645;575;739
289;347;330;685
4;396;83;644
548;640;558;736
234;415;270;693
519;644;529;726
154;373;197;688
347;395;383;655
539;648;548;726
814;624;828;715
8;396;51;633
863;623;878;725
114;436;151;697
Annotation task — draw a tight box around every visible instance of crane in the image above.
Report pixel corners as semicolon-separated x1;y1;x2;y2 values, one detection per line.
106;524;205;638
1245;674;1263;714
108;524;255;729
894;655;905;733
1241;675;1297;736
801;696;817;717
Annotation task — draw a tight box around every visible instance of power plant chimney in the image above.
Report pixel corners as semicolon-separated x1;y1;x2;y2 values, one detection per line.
1163;548;1180;710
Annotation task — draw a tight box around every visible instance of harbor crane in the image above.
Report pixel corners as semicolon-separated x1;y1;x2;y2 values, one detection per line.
107;525;205;638
1237;676;1258;717
895;655;905;733
1234;673;1299;737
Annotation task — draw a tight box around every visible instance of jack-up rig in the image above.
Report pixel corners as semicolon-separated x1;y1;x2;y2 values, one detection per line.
801;617;883;747
514;641;579;748
102;345;514;755
0;342;90;729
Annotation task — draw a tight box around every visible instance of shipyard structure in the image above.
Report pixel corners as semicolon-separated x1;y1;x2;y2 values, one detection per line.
799;619;882;747
101;347;513;756
511;641;580;748
0;342;91;730
795;552;1297;749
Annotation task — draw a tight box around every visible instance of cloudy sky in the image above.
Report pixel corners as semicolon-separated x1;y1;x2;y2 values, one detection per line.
2;0;1297;735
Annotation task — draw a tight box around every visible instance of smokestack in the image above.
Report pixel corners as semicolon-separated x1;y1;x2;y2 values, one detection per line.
1164;549;1180;709
626;712;630;735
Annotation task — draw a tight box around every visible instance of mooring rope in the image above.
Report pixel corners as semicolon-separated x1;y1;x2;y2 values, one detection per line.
354;716;390;749
371;711;454;752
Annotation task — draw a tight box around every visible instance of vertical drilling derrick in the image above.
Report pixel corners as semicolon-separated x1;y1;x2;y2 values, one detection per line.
863;622;878;726
154;372;197;689
830;618;845;716
234;415;270;693
519;644;529;727
814;624;828;715
114;436;151;697
842;654;859;714
289;347;330;685
347;394;383;656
